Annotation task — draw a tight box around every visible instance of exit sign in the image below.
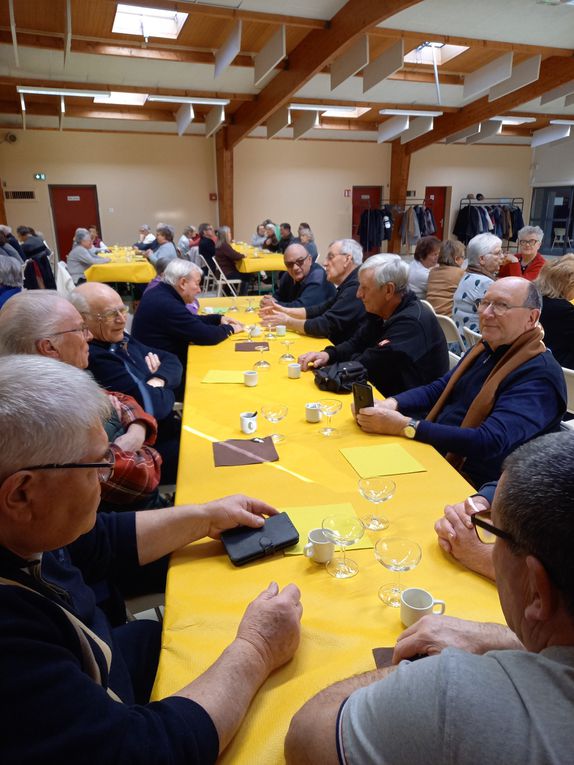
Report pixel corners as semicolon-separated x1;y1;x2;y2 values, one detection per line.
34;172;46;181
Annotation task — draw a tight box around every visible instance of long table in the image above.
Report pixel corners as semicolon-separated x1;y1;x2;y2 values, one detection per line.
152;297;503;763
233;242;286;275
85;247;156;283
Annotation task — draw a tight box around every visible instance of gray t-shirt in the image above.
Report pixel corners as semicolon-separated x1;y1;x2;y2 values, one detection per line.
339;646;574;765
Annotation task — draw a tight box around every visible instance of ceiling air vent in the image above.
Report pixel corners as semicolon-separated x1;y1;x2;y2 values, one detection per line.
4;190;36;200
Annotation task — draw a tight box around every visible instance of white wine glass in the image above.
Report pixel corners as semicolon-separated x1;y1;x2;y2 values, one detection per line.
279;339;295;363
228;296;239;312
261;403;288;443
318;398;343;437
322;515;365;579
253;345;270;368
244;324;254;341
374;537;422;607
358;477;396;531
245;298;256;313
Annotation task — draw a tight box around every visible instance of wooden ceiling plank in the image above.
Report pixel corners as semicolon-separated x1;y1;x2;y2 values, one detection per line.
406;55;574;154
227;0;424;148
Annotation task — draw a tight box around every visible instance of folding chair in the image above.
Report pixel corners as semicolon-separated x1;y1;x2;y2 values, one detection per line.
436;314;465;355
56;260;75;295
420;299;436;314
448;350;461;370
197;253;218;293
213;259;242;297
463;326;482;348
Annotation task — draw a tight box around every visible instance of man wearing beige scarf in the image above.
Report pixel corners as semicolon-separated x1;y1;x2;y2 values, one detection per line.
355;277;566;487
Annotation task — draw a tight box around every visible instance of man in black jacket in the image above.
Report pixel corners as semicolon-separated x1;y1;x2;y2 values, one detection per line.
298;254;448;397
261;244;335;309
259;239;366;345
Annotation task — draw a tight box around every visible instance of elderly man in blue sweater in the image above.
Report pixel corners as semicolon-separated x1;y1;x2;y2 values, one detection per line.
355;277;566;487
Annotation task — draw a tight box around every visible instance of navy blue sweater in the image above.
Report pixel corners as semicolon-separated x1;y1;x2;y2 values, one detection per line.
395;344;567;486
304;267;366;344
274;262;336;308
0;513;218;764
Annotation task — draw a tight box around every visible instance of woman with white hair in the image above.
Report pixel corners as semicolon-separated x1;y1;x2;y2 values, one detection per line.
452;232;504;335
499;225;546;281
66;227;111;285
0;254;23;308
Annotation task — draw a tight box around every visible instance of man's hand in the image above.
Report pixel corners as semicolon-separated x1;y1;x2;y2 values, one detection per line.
260;295;276;308
260;310;290;327
146;376;165;388
434;496;494;579
503;253;519;264
199;494;278;539
113;421;147;452
236;582;302;673
298;351;329;371
222;317;244;333
107;394;123;420
145;352;161;374
356;406;409;435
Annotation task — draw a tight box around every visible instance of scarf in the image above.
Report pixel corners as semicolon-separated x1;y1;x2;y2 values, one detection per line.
426;325;546;472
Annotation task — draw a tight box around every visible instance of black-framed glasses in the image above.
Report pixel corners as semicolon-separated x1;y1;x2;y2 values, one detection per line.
474;298;529;316
20;449;115;483
285;254;310;270
518;239;540;247
49;324;91;339
472;510;514;545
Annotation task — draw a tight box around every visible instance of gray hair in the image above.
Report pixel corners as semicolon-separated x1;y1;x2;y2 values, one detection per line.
359;254;409;292
0;291;67;354
215;226;231;248
153;255;174;277
336;239;363;266
0;225;12;236
162;259;202;286
523;281;542;310
73;227;91;246
183;225;196;237
0;254;23;288
518;225;544;242
466;233;503;267
139;224;151;232
0;355;110;481
497;432;574;617
299;227;314;241
68;290;90;316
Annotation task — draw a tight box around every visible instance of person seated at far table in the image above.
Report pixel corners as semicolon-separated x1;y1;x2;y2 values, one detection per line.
297;226;319;262
67;227;111;285
0;354;302;765
276;223;295;255
251;223;267;248
178;225;199;259
299;254;448;397
259;239;365;345
355;278;566;488
536;253;574;369
0;229;23;262
0;224;25;258
0;291;163;513
214;226;253;296
198;222;217;274
133;223;157;252
498;225;546;281
407;235;441;299
262;244;335;310
88;224;110;253
131;260;243;394
70;282;183;484
146;225;178;265
285;432;574;765
452;232;504;336
262;223;279;252
425;239;465;315
0;253;23;309
16;225;50;259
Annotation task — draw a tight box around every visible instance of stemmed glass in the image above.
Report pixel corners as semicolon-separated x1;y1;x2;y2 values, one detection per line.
228;297;239;312
245;298;255;313
318;398;342;437
279;339;295;363
254;344;270;368
261;403;288;443
358;477;396;531
322;515;365;579
374;537;422;607
265;324;276;340
244;324;254;340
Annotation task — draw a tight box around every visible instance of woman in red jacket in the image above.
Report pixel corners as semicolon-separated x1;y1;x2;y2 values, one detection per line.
498;225;545;281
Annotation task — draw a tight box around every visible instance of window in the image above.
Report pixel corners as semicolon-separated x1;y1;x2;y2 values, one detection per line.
112;4;188;40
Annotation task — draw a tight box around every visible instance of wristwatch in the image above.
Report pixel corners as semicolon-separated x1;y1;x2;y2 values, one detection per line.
403;418;419;439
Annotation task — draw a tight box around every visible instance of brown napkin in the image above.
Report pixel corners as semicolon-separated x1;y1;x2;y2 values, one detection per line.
372;648;394;669
213;436;279;466
235;341;270;352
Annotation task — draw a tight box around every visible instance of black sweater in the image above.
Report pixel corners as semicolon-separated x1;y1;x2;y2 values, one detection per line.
304;267;366;345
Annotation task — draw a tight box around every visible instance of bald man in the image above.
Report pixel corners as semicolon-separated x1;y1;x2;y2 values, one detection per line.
261;244;335;310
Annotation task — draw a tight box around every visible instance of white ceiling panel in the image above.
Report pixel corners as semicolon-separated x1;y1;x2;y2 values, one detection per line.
214;0;348;20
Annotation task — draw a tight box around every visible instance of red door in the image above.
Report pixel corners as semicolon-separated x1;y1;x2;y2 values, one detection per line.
49;185;101;260
352;185;383;258
424;186;447;240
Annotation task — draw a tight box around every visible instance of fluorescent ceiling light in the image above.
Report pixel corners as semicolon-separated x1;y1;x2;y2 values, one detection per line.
60;96;65;114
550;119;574;125
93;91;149;106
112;4;188;40
17;86;110;98
147;96;230;106
404;43;468;66
491;115;537;125
379;109;443;117
289;103;355;113
322;107;370;118
19;94;26;112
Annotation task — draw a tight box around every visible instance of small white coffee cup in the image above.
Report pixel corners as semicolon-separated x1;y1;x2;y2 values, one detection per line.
251;325;262;337
303;529;334;564
288;363;301;379
244;370;258;387
240;411;257;434
400;587;446;628
203;306;214;314
276;324;286;336
305;402;322;423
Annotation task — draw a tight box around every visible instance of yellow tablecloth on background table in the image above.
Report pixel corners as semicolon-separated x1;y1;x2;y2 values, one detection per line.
233;242;286;274
152;296;504;764
85;246;156;283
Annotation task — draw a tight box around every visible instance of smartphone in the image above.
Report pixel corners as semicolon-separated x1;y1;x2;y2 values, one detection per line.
352;382;374;412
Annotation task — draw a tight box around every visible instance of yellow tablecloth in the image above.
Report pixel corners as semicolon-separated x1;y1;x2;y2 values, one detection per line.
85;247;156;283
152;297;503;764
233;242;286;274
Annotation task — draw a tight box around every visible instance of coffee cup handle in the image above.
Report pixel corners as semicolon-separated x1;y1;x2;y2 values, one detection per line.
303;542;314;558
247;420;256;432
432;600;446;615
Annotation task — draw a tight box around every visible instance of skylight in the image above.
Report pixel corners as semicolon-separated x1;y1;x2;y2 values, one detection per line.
93;91;149;106
112;4;188;40
322;106;371;119
404;43;469;66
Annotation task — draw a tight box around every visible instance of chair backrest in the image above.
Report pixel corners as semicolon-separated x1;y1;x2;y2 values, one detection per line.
554;228;566;238
436;313;465;352
448;350;461;370
56;260;75;295
187;246;200;265
562;367;574;415
196;253;217;292
463;326;482;348
212;259;240;297
420;299;436;314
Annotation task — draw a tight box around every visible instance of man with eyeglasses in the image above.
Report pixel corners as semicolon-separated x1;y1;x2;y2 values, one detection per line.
355;277;566;487
0;354;302;764
0;290;163;514
286;432;574;765
71;282;183;484
259;239;365;344
261;243;335;309
498;225;546;281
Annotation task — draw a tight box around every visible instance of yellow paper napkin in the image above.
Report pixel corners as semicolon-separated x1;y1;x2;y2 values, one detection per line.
283;503;374;555
340;444;426;478
202;370;245;384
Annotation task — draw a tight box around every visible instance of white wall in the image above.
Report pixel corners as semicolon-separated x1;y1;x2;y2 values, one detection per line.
532;135;574;187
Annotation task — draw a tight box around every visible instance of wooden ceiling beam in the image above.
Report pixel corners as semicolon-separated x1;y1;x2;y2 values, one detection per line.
0;100;180;122
405;55;574;154
227;0;424;148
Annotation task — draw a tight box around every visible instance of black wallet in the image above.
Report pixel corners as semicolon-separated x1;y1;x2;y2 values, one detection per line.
220;512;299;566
